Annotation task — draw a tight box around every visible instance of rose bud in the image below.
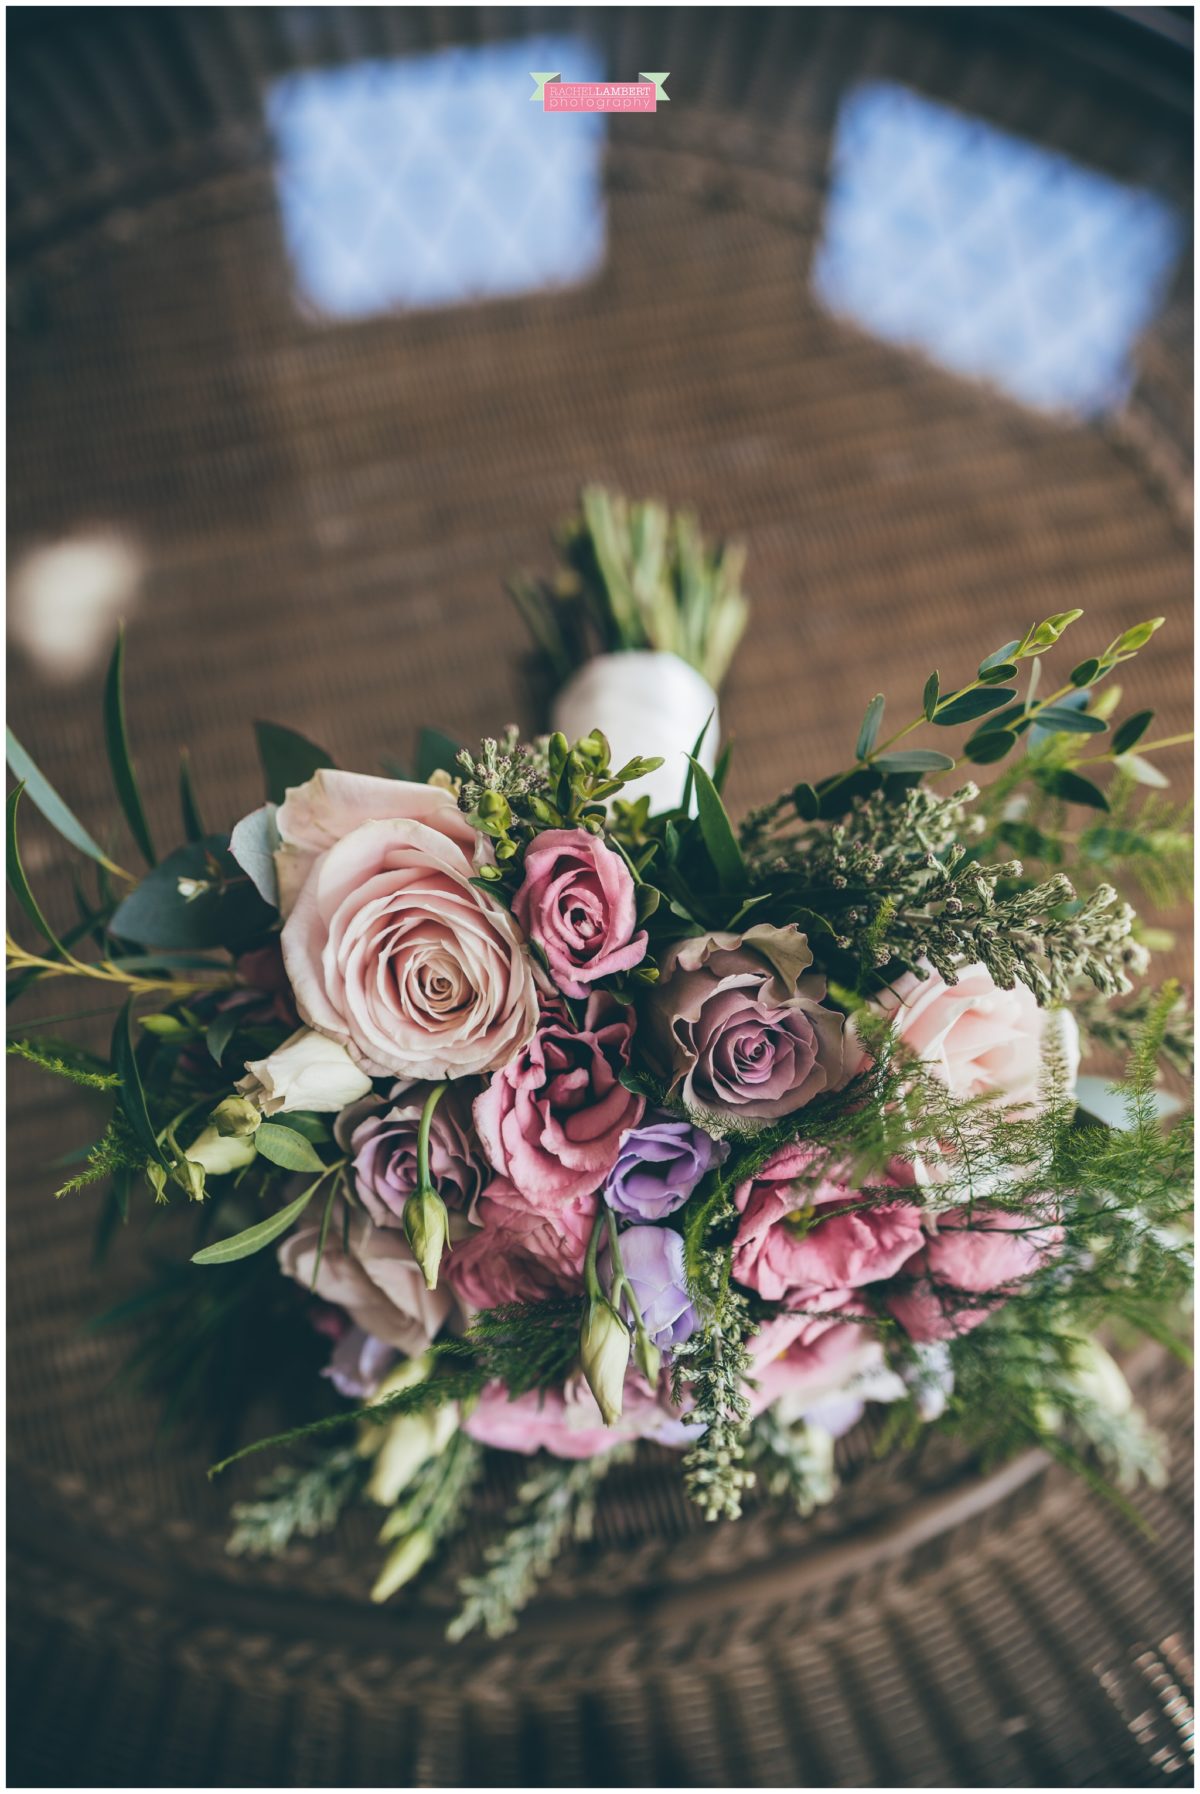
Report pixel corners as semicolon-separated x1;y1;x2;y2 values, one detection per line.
238;1026;373;1115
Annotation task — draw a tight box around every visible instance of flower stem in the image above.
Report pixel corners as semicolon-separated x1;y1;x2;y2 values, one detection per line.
416;1083;448;1193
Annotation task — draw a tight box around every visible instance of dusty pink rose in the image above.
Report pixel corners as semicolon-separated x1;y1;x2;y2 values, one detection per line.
747;1307;877;1416
444;1175;595;1310
278;1207;457;1355
513;827;647;998
464;1374;692;1459
473;992;645;1205
732;1141;925;1308
870;961;1080;1109
643;924;853;1126
274;769;539;1080
886;1206;1063;1342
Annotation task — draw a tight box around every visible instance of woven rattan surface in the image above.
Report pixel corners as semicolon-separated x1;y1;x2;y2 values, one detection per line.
7;8;1194;1786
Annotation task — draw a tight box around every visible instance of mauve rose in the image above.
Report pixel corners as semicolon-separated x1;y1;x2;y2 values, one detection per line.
870;961;1080;1109
274;769;539;1081
643;924;852;1127
732;1142;925;1307
323;1326;398;1399
340;1082;486;1228
278;1207;456;1355
464;1374;693;1459
601;1225;699;1350
444;1175;596;1311
605;1114;729;1221
513;826;648;998
887;1206;1063;1343
473;992;645;1205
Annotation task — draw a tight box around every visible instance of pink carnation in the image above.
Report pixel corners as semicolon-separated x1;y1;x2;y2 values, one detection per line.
473;992;645;1205
444;1175;595;1311
887;1205;1063;1342
513;827;647;998
732;1142;925;1308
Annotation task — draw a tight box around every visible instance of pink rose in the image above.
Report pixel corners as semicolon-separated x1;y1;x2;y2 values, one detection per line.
513;827;647;998
732;1142;925;1307
886;1205;1063;1343
473;993;645;1205
278;1207;457;1355
444;1175;595;1311
870;961;1080;1109
642;925;853;1126
747;1307;880;1418
464;1374;692;1459
274;769;539;1080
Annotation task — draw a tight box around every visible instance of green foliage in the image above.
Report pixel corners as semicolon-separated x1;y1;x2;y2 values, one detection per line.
254;721;334;804
507;486;749;689
54;1110;143;1199
103;626;156;866
745;1412;839;1517
671;1275;757;1521
7;1034;119;1090
227;1447;365;1558
447;1447;631;1640
6;727;130;878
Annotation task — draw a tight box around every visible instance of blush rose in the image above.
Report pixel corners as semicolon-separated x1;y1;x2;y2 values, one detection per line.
513;826;647;998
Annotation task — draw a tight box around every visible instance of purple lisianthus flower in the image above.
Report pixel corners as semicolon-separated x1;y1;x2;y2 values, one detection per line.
602;1225;699;1350
322;1326;398;1399
338;1081;486;1228
605;1113;729;1221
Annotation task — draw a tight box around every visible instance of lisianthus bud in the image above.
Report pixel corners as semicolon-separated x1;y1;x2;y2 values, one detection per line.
404;1186;450;1291
184;1125;257;1179
370;1528;435;1603
366;1402;458;1506
580;1296;630;1426
634;1330;661;1386
237;1026;373;1115
210;1095;262;1138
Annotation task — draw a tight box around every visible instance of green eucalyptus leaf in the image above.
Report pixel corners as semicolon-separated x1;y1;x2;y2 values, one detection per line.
872;749;956;774
1035;707;1108;735
855;694;885;761
111;999;170;1168
254;722;334;805
1111;710;1154;756
103;627;157;866
108;837;274;950
792;782;820;822
254;1121;327;1173
922;672;940;722
977;663;1018;686
191;1179;320;1265
1035;769;1110;811
964;730;1018;765
1113;753;1169;789
978;641;1021;674
206;1012;240;1067
7;785;65;953
6;728;127;877
932;688;1017;726
1070;658;1101;688
270;1111;333;1144
686;757;746;890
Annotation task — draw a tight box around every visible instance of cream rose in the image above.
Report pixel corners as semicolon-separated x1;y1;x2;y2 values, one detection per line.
237;1026;373;1114
273;770;539;1081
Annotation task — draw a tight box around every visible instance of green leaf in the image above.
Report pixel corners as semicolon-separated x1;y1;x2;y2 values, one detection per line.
270;1111;332;1144
414;728;461;784
872;749;956;774
679;713;714;816
108;838;274;951
792;782;820;822
178;749;206;842
6;728;129;878
206;1012;239;1067
7;785;65;953
977;663;1018;686
111;999;169;1167
254;1122;327;1173
686;757;747;890
1035;707;1108;735
191;1179;321;1265
712;740;733;794
855;694;885;761
978;641;1021;674
1114;753;1168;789
963;730;1017;765
1111;710;1154;756
922;672;940;722
1070;658;1100;688
1036;769;1110;811
254;722;334;805
932;687;1017;726
103;627;157;866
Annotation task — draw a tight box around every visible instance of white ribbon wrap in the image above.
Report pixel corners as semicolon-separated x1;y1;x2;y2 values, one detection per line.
551;650;719;815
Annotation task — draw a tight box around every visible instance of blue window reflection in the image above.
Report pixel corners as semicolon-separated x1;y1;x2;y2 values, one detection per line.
813;81;1185;417
267;35;606;320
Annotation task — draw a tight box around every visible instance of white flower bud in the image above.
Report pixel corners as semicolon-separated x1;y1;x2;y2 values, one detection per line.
210;1095;262;1138
370;1528;435;1603
580;1297;630;1426
365;1403;458;1507
237;1027;372;1115
404;1186;449;1291
184;1124;258;1180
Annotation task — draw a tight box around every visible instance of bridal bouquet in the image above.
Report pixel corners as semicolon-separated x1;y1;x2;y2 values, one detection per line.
8;491;1193;1637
